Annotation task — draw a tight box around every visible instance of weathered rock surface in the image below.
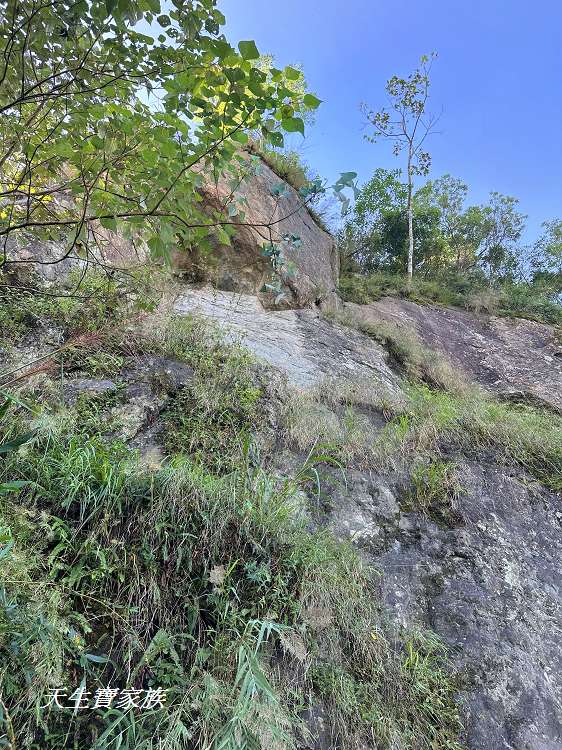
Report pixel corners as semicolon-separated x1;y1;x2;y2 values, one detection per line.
321;462;562;750
183;154;339;310
63;378;118;406
172;286;562;750
3;228;141;286
174;287;400;393
348;297;562;413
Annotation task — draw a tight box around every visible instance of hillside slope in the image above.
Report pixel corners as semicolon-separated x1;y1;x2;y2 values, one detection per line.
1;169;561;750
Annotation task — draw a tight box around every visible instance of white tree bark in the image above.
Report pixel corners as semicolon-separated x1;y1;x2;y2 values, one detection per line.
406;152;414;286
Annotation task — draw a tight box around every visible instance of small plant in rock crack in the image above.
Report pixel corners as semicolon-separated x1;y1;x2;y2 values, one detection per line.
405;459;464;526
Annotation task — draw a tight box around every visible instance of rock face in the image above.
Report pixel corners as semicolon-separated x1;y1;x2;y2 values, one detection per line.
2;228;141;286
347;297;562;413
174;287;399;392
324;464;562;750
3;154;338;311
180;154;339;310
174;284;562;750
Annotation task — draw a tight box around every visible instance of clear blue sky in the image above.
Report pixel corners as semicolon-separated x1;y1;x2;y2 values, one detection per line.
220;0;562;242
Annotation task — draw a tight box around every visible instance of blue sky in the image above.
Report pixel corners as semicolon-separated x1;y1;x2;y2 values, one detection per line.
220;0;562;242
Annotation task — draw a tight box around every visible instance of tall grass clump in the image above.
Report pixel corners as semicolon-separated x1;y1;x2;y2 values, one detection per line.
376;385;562;491
326;309;468;395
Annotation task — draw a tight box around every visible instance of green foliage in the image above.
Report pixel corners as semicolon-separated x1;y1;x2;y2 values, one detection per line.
339;270;562;326
361;54;439;282
247;141;315;194
340;167;530;283
0;268;150;344
497;280;562;325
339;169;454;275
312;628;463;750
531;220;562;291
376;385;562;491
0;316;467;750
0;0;321;270
363;54;438;178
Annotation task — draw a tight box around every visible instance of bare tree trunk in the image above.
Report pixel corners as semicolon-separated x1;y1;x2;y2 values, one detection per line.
406;152;414;288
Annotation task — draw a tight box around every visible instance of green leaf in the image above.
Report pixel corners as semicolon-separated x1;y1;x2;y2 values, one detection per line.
238;40;259;60
231;130;248;145
225;68;245;83
281;117;305;136
84;653;109;663
213;40;233;60
271;182;287;197
0;481;28;496
216;227;232;246
284;66;301;81
339;171;358;183
303;93;322;109
267;131;284;148
0;539;13;561
100;217;117;232
0;432;34;455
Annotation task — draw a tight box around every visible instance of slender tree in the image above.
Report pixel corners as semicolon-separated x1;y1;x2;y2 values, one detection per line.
363;53;440;286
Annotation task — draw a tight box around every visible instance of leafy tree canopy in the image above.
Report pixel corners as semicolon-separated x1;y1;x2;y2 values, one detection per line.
0;0;323;270
342;168;530;281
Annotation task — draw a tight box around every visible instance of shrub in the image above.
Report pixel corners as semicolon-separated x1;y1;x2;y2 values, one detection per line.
0;268;158;346
339;270;562;326
498;282;562;325
465;288;501;315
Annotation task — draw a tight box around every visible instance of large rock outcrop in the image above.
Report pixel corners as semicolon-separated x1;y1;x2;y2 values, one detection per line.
3;154;339;311
173;287;398;392
177;153;339;310
323;463;562;750
171;284;562;750
347;297;562;413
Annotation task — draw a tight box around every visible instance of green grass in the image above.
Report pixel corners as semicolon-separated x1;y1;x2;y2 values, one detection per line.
246;141;312;194
122;315;262;473
0;267;161;347
339;271;562;326
285;354;561;495
377;385;562;491
313;629;464;750
404;460;464;526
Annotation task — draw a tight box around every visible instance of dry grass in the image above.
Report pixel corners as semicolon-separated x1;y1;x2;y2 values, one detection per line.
283;377;399;467
326;309;469;396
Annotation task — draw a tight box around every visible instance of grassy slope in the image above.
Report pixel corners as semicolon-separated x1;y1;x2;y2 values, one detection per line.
0;282;465;750
2;273;560;749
